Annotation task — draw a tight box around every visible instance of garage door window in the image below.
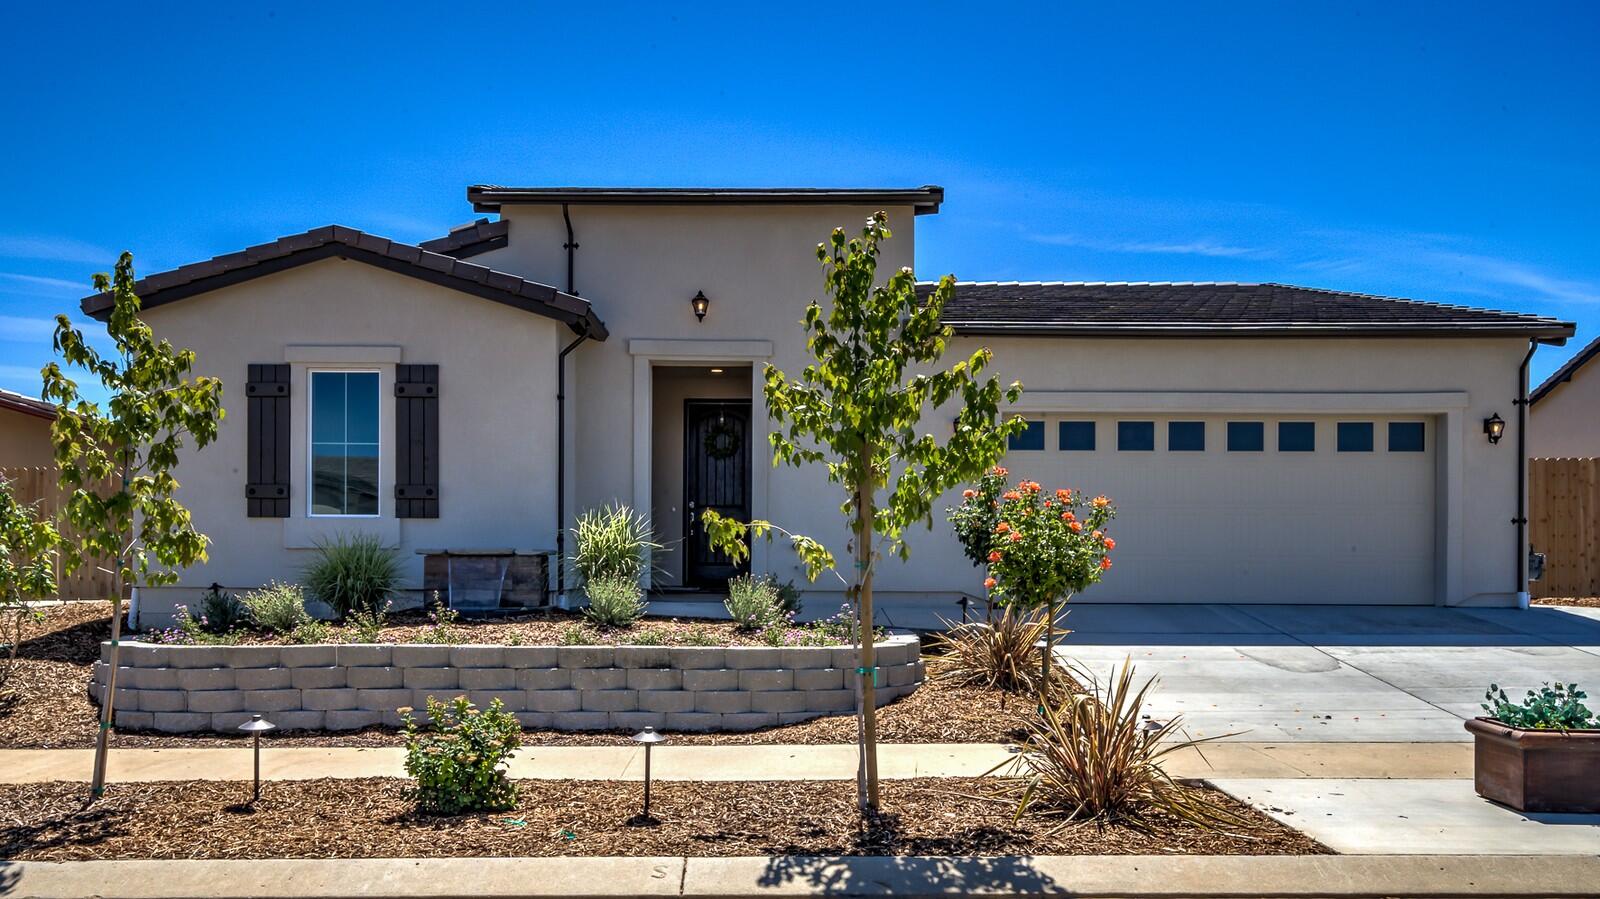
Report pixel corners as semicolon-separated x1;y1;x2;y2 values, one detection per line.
1118;421;1155;451
1389;421;1425;452
1060;420;1096;451
1337;422;1374;452
1278;421;1315;452
1009;419;1045;451
1168;421;1205;451
1227;421;1264;452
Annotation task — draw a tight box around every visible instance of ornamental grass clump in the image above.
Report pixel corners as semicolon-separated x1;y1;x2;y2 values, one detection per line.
927;604;1070;700
400;695;521;815
583;574;646;627
572;503;659;586
724;573;780;629
239;581;309;634
304;533;400;620
994;659;1242;831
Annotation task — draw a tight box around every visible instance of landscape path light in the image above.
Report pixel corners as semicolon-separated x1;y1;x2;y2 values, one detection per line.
237;714;277;804
631;725;668;822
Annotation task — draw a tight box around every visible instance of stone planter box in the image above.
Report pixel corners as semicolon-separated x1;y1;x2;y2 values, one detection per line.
1465;717;1600;813
92;634;923;734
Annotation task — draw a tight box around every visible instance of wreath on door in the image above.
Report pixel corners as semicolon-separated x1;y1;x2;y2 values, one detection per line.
704;419;742;460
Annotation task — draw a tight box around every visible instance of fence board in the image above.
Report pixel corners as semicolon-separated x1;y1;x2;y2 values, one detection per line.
0;465;117;601
1530;457;1600;599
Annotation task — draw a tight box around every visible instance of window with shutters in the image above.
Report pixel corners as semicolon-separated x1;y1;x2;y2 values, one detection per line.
309;370;381;516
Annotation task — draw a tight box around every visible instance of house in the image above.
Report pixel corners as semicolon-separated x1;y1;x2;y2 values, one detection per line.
76;185;1576;624
0;388;56;469
1529;334;1600;457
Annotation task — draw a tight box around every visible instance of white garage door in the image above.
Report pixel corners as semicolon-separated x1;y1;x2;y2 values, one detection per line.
999;414;1436;604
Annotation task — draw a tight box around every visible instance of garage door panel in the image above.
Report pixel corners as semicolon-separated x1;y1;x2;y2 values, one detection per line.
1001;413;1435;604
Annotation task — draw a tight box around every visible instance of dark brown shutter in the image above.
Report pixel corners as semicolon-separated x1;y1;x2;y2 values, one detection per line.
245;364;291;517
395;364;440;519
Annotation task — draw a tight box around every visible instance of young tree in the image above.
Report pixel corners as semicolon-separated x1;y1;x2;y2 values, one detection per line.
0;475;59;693
42;252;224;796
706;212;1023;811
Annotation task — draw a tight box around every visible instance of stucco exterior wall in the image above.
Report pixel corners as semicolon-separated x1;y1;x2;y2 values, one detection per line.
136;258;564;622
0;407;55;468
1530;369;1600;458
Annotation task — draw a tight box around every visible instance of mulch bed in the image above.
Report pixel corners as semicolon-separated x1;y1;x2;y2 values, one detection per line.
2;604;1032;749
0;778;1329;860
1533;596;1600;608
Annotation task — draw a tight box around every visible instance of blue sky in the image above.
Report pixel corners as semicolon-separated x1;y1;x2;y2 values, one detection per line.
3;2;1597;404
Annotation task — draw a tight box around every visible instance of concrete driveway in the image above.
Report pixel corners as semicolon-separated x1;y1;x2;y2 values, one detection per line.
1053;603;1600;742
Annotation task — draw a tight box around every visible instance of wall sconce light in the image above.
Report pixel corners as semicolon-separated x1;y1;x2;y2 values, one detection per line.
690;291;710;323
1484;413;1506;444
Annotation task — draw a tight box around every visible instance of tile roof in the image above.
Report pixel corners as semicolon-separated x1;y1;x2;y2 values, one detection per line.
925;281;1575;338
1531;332;1600;404
418;218;509;259
0;388;55;420
468;185;944;215
79;225;606;339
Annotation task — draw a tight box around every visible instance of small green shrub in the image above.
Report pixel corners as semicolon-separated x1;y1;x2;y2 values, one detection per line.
583;574;646;628
764;575;803;617
1483;682;1596;730
678;626;719;646
196;584;249;635
415;605;461;645
559;624;598;645
724;574;779;630
240;581;309;634
400;695;521;815
304;534;400;620
572;504;658;586
630;628;667;646
347;602;389;643
289;618;332;644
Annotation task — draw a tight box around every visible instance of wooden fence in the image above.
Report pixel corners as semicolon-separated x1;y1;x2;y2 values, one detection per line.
1530;457;1600;599
0;466;117;601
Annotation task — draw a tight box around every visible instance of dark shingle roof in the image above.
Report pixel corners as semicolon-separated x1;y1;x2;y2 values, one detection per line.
418;218;509;259
925;281;1575;338
1531;333;1600;404
79;225;606;339
0;388;54;421
468;185;944;215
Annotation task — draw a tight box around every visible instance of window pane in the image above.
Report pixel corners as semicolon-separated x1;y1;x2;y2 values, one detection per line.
344;443;380;515
1168;421;1205;451
1008;420;1045;451
311;372;345;442
1389;421;1425;452
1118;421;1154;451
311;445;346;514
1279;421;1315;452
1227;421;1264;452
346;372;380;443
1060;420;1096;451
1337;422;1374;452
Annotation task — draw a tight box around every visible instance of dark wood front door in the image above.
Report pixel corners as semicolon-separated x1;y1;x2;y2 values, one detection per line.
684;399;752;588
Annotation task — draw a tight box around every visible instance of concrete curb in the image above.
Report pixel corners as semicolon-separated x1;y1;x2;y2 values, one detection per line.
4;854;1599;898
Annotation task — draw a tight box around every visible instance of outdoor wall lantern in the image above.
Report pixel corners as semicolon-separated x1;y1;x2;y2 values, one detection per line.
1484;413;1506;444
690;290;710;323
630;725;668;823
238;713;277;804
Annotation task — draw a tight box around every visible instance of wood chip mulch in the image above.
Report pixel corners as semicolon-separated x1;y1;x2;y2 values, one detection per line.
2;604;1031;749
0;778;1329;860
1532;596;1600;608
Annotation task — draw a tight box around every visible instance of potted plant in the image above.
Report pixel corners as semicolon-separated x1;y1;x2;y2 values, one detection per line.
1466;681;1600;813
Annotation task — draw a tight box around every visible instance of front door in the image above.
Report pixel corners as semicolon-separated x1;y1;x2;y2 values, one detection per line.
684;399;752;588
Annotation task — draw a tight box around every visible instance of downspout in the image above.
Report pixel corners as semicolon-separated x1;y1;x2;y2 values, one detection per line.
1513;338;1538;607
556;203;583;604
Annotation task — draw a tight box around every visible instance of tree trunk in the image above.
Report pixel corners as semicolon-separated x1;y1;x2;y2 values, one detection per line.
855;446;880;812
90;565;122;796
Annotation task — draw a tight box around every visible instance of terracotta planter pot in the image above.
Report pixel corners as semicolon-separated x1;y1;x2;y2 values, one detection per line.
1465;717;1600;813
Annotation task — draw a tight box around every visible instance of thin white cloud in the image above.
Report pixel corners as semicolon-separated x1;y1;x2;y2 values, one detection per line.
0;364;46;391
0;314;60;342
1426;251;1600;305
1026;231;1269;259
0;271;87;294
0;235;114;266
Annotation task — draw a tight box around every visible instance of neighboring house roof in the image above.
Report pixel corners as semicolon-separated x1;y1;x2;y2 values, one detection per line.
418;218;509;259
468;185;945;215
1530;333;1600;404
0;388;54;421
78;225;608;339
926;281;1576;339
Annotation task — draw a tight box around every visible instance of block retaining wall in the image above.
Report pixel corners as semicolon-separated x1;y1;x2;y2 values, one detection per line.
91;635;924;733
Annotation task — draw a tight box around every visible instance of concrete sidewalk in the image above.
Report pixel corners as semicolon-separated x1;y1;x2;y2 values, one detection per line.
0;741;1474;784
5;854;1600;898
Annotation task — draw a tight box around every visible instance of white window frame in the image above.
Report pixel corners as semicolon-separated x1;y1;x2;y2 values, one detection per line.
307;368;383;519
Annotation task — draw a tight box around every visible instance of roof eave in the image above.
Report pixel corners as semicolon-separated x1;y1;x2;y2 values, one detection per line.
946;321;1578;339
467;185;945;215
1530;332;1600;404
